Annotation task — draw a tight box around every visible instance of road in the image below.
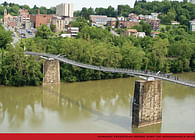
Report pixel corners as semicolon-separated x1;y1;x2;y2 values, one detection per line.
2;24;35;47
111;30;120;37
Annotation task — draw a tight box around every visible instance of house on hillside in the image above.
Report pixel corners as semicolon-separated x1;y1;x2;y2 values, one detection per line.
118;21;139;28
190;20;195;32
171;21;180;25
124;29;138;38
138;32;146;38
128;13;139;21
151;31;160;38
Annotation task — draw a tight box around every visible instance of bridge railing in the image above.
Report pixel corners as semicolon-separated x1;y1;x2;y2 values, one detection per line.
60;56;195;86
24;51;195;88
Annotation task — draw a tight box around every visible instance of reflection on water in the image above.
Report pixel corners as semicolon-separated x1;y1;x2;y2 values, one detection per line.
0;73;195;133
42;85;60;109
132;124;162;133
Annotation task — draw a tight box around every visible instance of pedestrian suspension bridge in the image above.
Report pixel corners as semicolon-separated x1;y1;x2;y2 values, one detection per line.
25;51;195;88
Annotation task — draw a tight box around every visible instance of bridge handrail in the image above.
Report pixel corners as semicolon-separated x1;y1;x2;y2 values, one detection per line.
24;51;195;88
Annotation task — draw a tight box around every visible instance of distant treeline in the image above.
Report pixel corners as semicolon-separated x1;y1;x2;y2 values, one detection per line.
1;1;195;26
74;0;195;26
0;1;56;18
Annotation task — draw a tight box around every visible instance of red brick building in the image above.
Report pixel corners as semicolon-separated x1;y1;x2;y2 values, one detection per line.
124;29;138;38
3;9;18;28
118;21;139;28
30;10;54;28
18;9;30;25
151;31;160;38
150;20;160;31
107;20;117;28
128;13;139;21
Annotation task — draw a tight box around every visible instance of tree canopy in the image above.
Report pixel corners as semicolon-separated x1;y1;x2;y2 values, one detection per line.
0;25;12;49
36;24;54;39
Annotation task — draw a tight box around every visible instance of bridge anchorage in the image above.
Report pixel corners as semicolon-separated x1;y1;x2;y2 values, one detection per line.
25;51;195;128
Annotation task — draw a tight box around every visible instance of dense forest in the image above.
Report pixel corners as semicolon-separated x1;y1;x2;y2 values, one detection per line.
0;1;195;86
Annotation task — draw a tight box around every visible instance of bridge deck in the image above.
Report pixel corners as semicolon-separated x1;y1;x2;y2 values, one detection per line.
25;51;195;88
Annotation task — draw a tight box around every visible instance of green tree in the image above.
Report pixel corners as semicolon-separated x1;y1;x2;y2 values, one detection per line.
106;6;117;17
80;7;89;19
121;42;145;70
36;24;54;39
0;25;12;49
95;7;106;15
70;17;90;30
140;21;152;35
167;8;176;21
0;46;42;86
117;5;131;17
50;24;56;33
39;6;47;14
147;38;169;72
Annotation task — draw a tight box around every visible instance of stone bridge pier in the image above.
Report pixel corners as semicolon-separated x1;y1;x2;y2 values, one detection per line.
43;60;60;85
132;80;162;128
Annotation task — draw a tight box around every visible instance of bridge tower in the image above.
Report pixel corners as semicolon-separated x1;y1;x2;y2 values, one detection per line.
43;60;60;85
132;80;162;128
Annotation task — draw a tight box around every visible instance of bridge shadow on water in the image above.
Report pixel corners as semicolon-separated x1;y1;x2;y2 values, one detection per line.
43;84;161;133
43;84;133;131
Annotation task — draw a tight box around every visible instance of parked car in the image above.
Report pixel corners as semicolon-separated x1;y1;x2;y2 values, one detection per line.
26;29;32;34
21;33;26;38
12;33;15;37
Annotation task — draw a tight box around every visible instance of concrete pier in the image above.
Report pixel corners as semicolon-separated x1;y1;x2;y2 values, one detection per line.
132;80;162;128
43;60;60;85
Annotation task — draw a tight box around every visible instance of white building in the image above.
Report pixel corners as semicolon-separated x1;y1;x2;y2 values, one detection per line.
138;32;146;38
56;3;74;17
90;15;117;26
52;16;76;32
67;27;79;36
24;20;31;30
151;13;159;20
171;21;180;25
61;34;71;38
117;16;126;21
190;20;195;32
90;15;108;25
189;0;195;4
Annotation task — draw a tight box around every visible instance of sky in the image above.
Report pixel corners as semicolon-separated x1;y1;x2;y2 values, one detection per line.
3;0;183;11
3;0;136;10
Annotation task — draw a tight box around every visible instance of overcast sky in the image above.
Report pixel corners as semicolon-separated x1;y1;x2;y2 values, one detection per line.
3;0;183;10
3;0;136;10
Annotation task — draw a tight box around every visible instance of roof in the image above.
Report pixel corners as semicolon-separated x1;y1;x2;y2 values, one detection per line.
90;15;107;18
151;31;160;35
138;32;145;34
139;14;144;17
129;13;137;16
171;21;180;24
126;29;137;32
68;27;79;30
190;19;195;23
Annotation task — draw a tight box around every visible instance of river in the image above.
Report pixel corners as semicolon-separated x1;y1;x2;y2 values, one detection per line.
0;73;195;133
